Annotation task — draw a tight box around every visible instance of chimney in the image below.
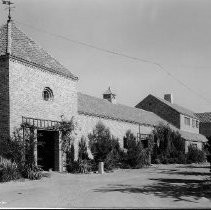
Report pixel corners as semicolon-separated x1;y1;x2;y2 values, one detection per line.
103;87;117;104
164;94;173;104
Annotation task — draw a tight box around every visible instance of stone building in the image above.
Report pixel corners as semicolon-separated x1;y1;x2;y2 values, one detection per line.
0;19;207;172
136;94;207;152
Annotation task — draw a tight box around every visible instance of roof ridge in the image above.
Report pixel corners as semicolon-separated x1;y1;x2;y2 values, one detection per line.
78;92;161;115
0;21;78;80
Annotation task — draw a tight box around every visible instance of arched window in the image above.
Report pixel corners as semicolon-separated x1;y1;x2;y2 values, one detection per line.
42;87;54;101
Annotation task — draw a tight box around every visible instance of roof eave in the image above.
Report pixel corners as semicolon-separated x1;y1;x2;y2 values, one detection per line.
9;54;79;81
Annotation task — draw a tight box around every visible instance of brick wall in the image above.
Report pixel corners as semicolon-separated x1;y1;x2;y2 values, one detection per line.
0;55;10;141
136;96;180;129
9;58;78;133
199;122;211;138
77;113;153;148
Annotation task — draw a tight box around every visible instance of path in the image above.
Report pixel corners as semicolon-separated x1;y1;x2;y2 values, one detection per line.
0;164;210;208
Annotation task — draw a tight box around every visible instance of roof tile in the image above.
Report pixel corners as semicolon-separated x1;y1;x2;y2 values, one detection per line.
196;113;211;123
0;21;78;80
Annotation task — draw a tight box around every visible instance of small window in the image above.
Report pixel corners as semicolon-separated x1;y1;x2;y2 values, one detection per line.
142;139;148;149
192;119;195;128
196;120;199;128
42;87;54;101
191;143;197;149
123;137;128;149
184;117;190;126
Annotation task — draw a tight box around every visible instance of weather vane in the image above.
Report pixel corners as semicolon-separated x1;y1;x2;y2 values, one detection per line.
2;0;15;21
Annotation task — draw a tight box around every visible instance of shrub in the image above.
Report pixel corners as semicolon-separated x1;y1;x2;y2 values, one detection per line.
88;122;127;171
186;144;206;164
78;136;89;160
0;158;20;182
104;147;121;171
0;135;24;165
66;159;92;174
152;123;186;164
66;160;79;173
123;130;152;168
20;163;43;180
66;137;92;173
88;122;113;162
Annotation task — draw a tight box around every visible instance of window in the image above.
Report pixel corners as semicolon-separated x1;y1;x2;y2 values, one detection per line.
123;137;128;149
142;139;148;149
191;143;197;149
42;87;54;101
137;133;150;140
192;119;195;128
196;120;199;128
184;117;190;126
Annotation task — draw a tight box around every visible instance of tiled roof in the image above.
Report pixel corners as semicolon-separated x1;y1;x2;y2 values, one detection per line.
78;92;166;126
0;21;78;80
179;130;207;143
78;92;207;143
195;113;211;123
147;94;198;119
0;23;7;56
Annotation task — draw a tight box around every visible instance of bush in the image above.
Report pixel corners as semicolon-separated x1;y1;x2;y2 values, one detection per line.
186;144;206;164
89;122;124;171
122;130;152;168
66;159;92;174
66;137;92;173
104;147;122;171
152;123;186;164
0;136;24;165
20;163;43;180
0;158;20;182
88;122;113;162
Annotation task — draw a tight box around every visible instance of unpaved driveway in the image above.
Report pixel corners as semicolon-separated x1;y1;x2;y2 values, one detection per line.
0;164;210;208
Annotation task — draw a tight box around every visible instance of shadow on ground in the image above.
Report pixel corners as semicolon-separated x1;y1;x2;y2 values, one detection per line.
94;178;211;202
157;170;211;176
177;165;210;169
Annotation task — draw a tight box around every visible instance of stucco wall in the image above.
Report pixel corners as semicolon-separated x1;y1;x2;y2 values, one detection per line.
77;113;153;148
9;59;78;133
180;114;199;134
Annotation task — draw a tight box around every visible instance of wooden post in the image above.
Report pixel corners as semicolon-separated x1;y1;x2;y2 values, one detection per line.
59;131;63;172
33;129;38;166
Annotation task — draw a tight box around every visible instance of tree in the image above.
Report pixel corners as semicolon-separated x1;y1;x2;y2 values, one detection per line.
88;121;113;162
152;123;186;164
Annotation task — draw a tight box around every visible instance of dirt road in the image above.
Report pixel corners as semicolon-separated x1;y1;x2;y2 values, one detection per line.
0;164;210;208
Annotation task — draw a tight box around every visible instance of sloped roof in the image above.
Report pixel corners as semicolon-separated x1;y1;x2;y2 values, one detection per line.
78;92;207;143
0;21;78;80
195;113;211;123
141;94;198;119
179;130;207;143
78;92;166;126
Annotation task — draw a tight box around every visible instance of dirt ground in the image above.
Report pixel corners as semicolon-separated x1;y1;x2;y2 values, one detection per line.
0;163;210;208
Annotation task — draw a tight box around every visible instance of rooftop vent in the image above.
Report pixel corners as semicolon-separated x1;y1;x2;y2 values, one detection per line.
103;87;116;104
164;94;173;104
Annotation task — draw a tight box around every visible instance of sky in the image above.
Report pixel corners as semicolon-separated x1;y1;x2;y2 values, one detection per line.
0;0;211;112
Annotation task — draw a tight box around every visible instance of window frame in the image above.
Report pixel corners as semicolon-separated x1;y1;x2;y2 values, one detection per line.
184;116;190;126
42;87;54;102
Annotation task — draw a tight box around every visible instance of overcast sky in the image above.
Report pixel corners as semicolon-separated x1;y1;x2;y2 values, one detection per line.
0;0;211;112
